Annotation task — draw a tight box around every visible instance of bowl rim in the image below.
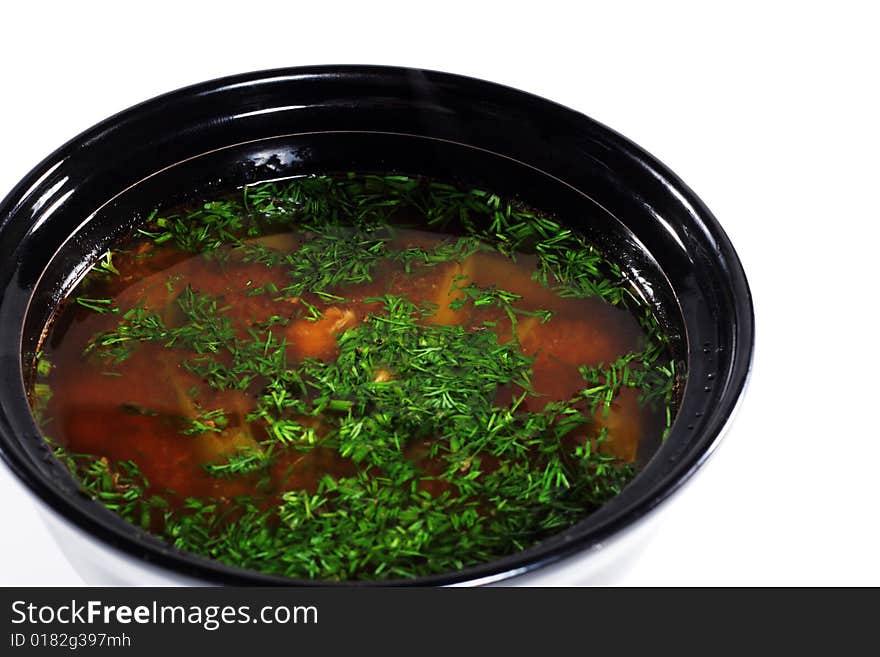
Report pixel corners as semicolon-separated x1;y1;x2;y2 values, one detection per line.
0;65;755;585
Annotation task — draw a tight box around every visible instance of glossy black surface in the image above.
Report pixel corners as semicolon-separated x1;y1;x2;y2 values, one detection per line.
0;66;754;585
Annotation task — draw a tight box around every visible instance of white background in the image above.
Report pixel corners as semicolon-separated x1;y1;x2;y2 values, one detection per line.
1;1;877;586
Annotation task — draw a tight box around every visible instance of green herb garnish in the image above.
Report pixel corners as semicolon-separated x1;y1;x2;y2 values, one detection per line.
35;173;683;581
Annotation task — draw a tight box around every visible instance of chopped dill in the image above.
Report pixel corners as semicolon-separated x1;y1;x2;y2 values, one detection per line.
33;173;683;582
90;251;120;277
75;297;118;314
180;407;228;436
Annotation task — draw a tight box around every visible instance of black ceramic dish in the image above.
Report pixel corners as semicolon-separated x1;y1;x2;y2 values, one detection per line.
0;66;753;585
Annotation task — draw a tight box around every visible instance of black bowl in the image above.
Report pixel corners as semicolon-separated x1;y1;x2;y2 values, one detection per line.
0;66;753;585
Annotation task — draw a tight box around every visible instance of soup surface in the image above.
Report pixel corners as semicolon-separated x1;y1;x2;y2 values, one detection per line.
30;174;680;580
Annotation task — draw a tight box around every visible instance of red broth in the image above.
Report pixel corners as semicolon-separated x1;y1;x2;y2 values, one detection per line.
30;175;678;580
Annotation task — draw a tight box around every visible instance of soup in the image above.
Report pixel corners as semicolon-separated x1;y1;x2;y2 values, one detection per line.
29;174;681;580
